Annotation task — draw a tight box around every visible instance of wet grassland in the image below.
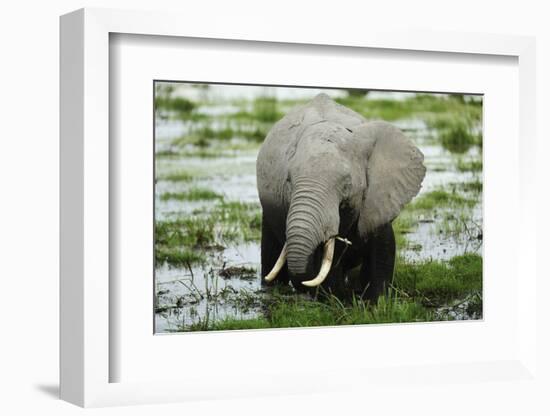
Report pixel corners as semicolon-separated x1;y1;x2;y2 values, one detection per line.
154;86;483;332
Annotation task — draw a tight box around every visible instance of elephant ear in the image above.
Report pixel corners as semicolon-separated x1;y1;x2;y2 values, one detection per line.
355;121;426;236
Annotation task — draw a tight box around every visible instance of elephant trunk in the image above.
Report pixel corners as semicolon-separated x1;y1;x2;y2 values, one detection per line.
285;177;339;278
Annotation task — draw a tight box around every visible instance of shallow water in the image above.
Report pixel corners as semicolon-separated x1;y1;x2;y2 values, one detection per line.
155;243;262;332
401;204;483;261
154;97;482;331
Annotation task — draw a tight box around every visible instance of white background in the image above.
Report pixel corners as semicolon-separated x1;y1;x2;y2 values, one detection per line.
112;34;519;384
1;0;549;415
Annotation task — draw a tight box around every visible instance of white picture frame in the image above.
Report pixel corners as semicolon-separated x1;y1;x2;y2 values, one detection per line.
60;7;537;408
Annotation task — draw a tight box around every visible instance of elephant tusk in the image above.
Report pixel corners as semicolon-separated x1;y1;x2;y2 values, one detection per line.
302;238;335;287
336;236;352;246
264;243;287;282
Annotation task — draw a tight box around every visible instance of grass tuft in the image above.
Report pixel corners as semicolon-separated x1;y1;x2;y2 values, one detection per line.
160;171;195;182
155;95;196;117
440;123;477;154
160;188;223;201
394;253;482;306
457;159;483;172
185;291;434;331
450;180;483;194
155;199;262;266
407;189;476;211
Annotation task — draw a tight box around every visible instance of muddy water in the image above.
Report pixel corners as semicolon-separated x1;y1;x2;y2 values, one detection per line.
155;107;482;332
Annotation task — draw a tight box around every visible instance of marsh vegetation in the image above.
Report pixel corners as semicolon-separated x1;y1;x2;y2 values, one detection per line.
154;84;483;332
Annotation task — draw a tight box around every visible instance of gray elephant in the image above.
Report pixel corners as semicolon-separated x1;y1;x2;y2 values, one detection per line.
256;93;426;301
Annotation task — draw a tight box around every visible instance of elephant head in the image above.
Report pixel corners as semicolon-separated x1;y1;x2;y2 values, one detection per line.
257;93;426;288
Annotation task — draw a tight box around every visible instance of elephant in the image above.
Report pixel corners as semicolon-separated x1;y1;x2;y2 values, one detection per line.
256;93;426;301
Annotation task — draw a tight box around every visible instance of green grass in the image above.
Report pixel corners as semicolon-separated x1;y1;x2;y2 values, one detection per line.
334;93;482;123
252;96;282;122
231;96;283;123
393;253;482;306
168;251;483;331
222;140;262;152
185;292;434;331
167;128;262;158
344;88;370;97
155;149;179;158
344;295;433;324
156;148;229;159
393;214;417;234
160;187;222;201
155;199;262;266
190;126;234;141
333;94;482;155
425;108;481;154
237;126;269;142
392;213;418;249
159;171;195;182
155;96;196;116
450;180;483;194
457;159;483;172
188;317;270;331
154;83;211;121
267;294;433;327
156;217;216;249
440;123;478;154
428;163;448;172
171;124;269;148
407;189;476;211
157;148;226;159
210;200;262;242
336;97;413;120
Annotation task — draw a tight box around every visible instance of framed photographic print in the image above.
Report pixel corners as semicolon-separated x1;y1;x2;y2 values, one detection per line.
60;8;538;408
152;82;483;334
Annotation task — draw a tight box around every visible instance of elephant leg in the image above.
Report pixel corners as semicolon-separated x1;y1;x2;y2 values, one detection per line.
321;265;346;299
360;223;396;303
261;214;289;286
